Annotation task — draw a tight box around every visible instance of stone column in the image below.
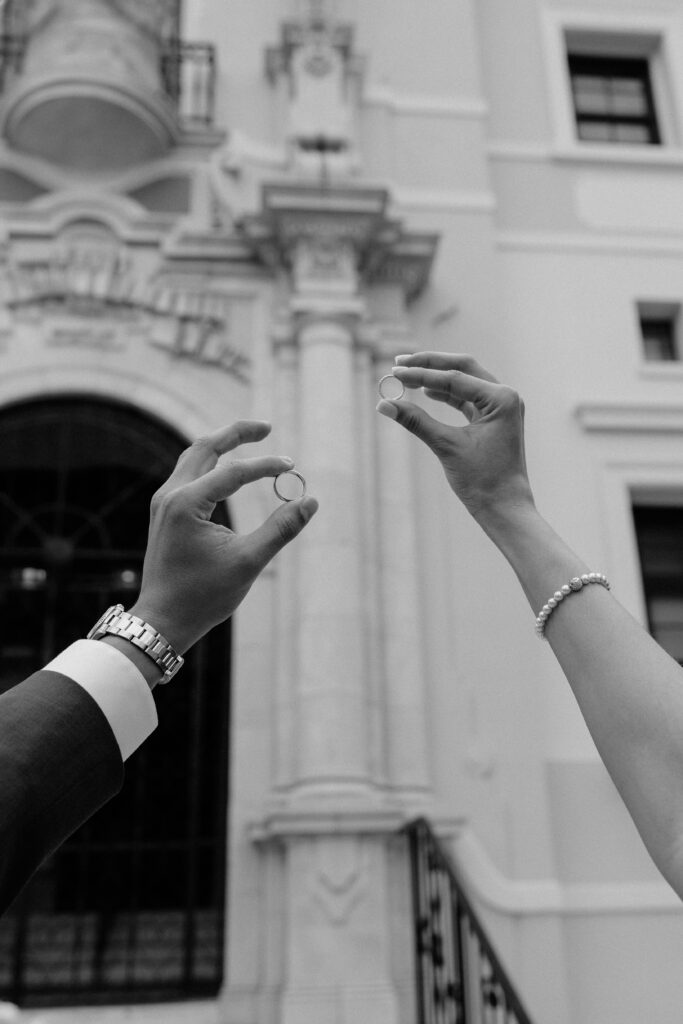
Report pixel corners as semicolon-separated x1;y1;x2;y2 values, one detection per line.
374;318;432;798
237;184;439;1024
293;306;369;788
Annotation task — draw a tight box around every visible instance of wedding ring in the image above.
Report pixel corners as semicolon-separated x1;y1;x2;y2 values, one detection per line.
274;469;307;502
378;374;406;401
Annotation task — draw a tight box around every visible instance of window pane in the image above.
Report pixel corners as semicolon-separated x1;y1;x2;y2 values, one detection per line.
611;77;648;116
634;505;683;665
649;597;683;662
643;336;676;361
615;122;651;144
578;121;613;142
568;53;660;146
573;75;610;114
640;317;677;361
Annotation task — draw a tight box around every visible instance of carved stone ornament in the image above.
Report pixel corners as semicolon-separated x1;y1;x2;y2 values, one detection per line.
265;11;362;163
2;241;251;381
309;837;368;927
240;183;439;303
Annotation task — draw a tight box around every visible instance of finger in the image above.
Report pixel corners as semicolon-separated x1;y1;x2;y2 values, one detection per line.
169;420;273;486
423;388;477;422
376;397;457;452
189;455;295;505
394;352;499;383
242;495;319;567
392;366;500;410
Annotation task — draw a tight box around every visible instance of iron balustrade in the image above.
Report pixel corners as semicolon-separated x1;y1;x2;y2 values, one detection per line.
160;40;216;126
406;819;535;1024
0;32;25;92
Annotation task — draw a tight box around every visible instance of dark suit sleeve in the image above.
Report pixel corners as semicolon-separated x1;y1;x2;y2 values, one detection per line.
0;669;124;916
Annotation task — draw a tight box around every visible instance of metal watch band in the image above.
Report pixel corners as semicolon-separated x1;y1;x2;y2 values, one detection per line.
87;604;184;684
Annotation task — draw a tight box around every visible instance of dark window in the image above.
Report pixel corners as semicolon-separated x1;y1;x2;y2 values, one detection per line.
0;398;230;1008
568;54;661;145
640;314;678;361
633;505;683;664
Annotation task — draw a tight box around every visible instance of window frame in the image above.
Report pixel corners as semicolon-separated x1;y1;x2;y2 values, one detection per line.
637;301;681;364
632;503;683;665
567;53;660;146
540;9;683;161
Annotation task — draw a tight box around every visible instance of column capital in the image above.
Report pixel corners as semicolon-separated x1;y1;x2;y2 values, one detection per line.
240;183;439;304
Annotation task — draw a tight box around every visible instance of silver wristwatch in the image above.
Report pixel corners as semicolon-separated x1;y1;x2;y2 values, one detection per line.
87;604;184;684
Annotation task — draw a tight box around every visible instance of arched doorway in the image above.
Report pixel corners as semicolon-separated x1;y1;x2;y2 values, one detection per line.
0;397;231;1007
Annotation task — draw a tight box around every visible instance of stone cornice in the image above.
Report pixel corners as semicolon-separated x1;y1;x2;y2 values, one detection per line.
240;182;439;303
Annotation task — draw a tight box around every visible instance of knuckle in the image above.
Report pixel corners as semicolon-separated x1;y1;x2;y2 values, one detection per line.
228;458;247;486
190;434;215;455
149;487;166;514
150;485;185;519
497;385;522;410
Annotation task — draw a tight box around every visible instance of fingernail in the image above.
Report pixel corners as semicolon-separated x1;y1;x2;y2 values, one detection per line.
279;456;295;466
300;496;319;521
376;400;398;420
394;354;411;364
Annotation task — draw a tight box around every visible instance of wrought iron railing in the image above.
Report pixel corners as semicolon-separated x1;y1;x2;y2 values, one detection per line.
160;40;216;126
406;819;535;1024
0;32;25;92
0;34;215;128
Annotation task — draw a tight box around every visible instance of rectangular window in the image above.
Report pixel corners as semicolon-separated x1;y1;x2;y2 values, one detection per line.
638;302;680;361
633;505;683;663
568;54;661;144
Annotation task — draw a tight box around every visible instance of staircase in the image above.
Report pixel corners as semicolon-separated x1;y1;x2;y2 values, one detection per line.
406;819;535;1024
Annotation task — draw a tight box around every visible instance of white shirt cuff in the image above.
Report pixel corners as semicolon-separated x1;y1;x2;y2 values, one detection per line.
45;639;158;762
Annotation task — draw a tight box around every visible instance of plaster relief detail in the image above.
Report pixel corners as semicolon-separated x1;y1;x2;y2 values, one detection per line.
266;8;363;177
310;838;368;926
1;240;252;381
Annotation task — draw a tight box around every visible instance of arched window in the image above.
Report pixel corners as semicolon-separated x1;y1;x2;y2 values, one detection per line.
0;398;230;1007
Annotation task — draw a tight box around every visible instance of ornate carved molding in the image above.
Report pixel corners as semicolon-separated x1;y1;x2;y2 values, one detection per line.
1;244;252;380
265;7;363;177
240;183;439;303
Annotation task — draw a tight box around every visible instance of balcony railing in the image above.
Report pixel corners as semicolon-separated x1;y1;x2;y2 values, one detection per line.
406;819;536;1024
0;34;216;129
160;40;216;127
0;32;25;93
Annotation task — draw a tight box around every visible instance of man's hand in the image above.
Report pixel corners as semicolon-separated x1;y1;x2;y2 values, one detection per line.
127;421;317;653
377;352;535;528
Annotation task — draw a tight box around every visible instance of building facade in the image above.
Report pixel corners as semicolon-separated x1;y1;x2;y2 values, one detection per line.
1;1;683;1023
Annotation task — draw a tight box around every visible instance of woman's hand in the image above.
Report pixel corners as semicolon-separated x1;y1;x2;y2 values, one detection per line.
377;352;535;529
128;421;317;653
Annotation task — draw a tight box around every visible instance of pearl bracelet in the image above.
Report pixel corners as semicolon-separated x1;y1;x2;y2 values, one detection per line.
535;573;611;640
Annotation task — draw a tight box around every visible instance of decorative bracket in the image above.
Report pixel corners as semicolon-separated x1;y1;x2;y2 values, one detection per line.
240;183;439;304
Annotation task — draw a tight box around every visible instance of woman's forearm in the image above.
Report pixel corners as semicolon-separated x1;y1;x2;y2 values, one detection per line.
479;503;683;895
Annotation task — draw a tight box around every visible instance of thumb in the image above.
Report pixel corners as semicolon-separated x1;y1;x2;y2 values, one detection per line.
244;495;319;568
377;398;451;453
